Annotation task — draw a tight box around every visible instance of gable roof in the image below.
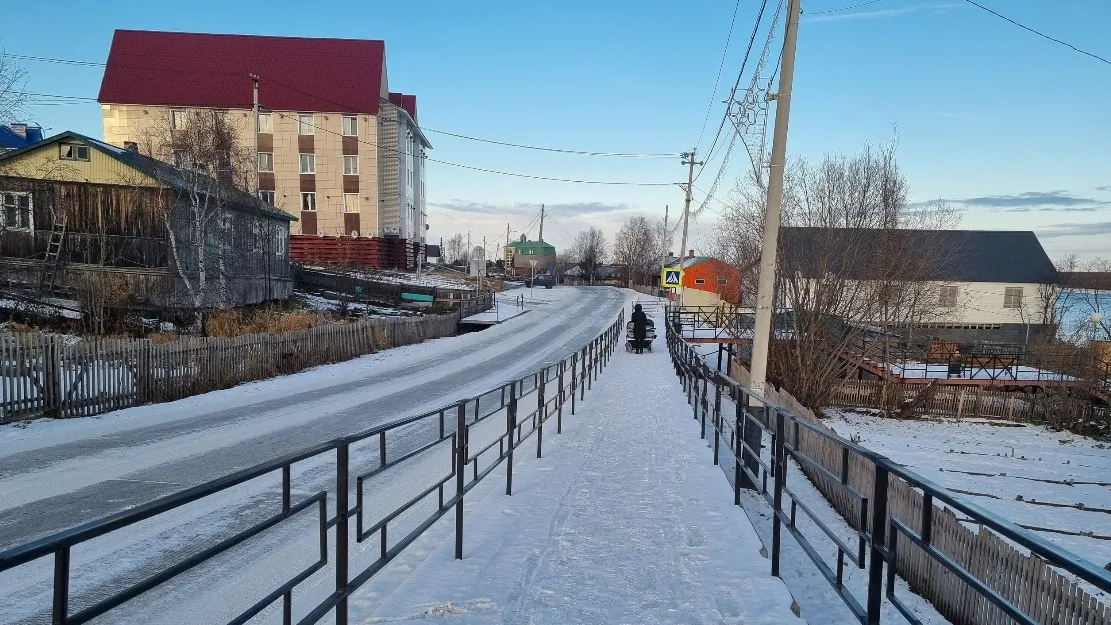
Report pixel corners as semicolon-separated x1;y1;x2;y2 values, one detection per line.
507;239;556;254
388;92;417;121
98;30;385;114
779;227;1056;284
0;131;294;221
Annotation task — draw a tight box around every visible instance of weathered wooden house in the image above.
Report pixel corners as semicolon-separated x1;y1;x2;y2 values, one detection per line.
0;131;295;311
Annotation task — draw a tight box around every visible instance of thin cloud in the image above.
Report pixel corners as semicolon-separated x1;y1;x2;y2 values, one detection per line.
936;112;997;123
1097;186;1111;192
806;3;962;23
1036;222;1111;239
428;200;633;218
950;191;1111;212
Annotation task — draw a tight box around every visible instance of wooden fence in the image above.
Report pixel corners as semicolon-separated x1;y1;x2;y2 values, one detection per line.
1;314;460;424
729;358;1111;625
831;379;1108;429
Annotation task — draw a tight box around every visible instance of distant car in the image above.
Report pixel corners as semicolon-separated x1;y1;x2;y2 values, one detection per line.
528;273;555;289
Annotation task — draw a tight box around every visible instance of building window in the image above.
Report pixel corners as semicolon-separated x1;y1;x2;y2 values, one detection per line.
344;193;359;212
257;113;273;134
695;278;706;285
343;155;359;175
276;228;287;257
170;109;186;130
939;285;959;307
258;190;275;205
1004;287;1023;309
301;192;316;211
172;149;193;169
299;153;315;174
342;116;358;136
257;152;274;173
1;192;32;231
717;279;728;285
298;114;315;135
59;143;89;161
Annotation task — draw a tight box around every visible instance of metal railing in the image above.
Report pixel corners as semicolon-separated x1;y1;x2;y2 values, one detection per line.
0;310;625;624
666;322;1111;625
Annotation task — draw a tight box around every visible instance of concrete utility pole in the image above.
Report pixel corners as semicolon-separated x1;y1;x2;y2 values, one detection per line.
749;0;802;400
505;222;511;277
678;149;702;307
251;74;260;196
661;205;669;293
538;204;545;242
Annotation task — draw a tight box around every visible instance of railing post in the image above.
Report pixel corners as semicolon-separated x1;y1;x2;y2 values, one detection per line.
282;465;293;624
336;441;350;624
587;342;594;390
537;374;546;458
771;408;784;578
455;402;467;559
734;391;744;503
867;461;890;625
52;547;69;625
570;353;578;415
717;342;724;372
580;347;587;401
557;361;565;434
713;379;722;465
507;382;517;496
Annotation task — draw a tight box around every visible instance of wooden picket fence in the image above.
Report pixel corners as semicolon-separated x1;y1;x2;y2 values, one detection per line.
729;358;1111;625
1;314;460;423
831;380;1107;428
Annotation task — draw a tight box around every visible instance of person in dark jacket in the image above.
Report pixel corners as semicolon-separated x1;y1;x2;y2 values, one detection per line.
631;304;648;353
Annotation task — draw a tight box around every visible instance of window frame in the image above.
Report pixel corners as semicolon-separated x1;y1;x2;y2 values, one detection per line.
172;149;193;169
256;113;273;134
59;143;90;161
939;285;959;308
257;190;276;205
343;193;359;213
299;153;316;174
257;151;274;173
301;192;317;212
170;109;186;130
342;115;358;136
1003;287;1023;309
298;114;315;135
694;278;706;285
0;191;33;232
343;155;359;175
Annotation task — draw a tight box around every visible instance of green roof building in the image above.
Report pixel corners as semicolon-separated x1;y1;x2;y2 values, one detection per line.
504;234;557;277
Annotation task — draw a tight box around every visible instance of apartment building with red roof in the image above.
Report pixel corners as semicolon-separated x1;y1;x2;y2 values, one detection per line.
97;29;430;265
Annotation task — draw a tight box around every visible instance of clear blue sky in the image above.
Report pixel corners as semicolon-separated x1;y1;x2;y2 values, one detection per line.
3;0;1109;260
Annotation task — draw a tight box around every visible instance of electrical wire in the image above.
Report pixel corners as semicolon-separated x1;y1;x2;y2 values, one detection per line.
695;0;744;148
962;0;1111;67
804;0;884;15
7;53;678;157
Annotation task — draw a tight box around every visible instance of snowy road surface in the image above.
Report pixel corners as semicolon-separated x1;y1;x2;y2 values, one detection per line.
346;307;803;624
0;286;625;624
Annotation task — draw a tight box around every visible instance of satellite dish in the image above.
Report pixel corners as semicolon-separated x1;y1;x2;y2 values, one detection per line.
350;230;359;237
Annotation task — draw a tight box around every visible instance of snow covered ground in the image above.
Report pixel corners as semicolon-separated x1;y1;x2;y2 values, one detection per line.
346;307;803;624
293;290;420;317
827;410;1111;570
879;360;1076;381
307;267;476;291
0;287;627;623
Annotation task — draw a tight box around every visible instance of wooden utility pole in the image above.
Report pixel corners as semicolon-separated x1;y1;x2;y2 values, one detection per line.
678;150;702;307
749;0;803;400
251;74;260;196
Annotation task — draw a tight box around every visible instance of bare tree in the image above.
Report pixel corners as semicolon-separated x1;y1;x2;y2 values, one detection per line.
139;109;253;328
444;233;469;266
612;216;657;286
0;51;27;125
570;226;607;284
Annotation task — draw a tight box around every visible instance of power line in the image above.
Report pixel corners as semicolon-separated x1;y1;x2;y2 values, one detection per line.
6;52;678;157
804;0;884;15
962;0;1111;67
695;0;744;148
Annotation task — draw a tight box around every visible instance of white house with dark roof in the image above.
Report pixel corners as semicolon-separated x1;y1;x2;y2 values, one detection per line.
779;228;1060;345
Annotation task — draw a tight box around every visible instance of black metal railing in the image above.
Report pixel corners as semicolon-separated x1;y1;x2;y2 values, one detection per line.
666;321;1111;625
0;310;624;625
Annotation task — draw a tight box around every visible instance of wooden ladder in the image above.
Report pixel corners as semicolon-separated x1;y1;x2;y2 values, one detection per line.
38;218;67;295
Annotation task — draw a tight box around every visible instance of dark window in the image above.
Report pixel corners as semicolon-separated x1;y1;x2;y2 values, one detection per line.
59;143;89;161
695;278;706;285
0;192;32;231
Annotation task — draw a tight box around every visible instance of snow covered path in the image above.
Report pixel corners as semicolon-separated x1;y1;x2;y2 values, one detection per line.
348;310;803;624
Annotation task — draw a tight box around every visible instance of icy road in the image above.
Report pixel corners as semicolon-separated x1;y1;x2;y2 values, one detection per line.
0;286;625;624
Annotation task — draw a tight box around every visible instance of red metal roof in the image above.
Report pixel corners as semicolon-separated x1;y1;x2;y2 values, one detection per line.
98;30;386;114
388;92;417;121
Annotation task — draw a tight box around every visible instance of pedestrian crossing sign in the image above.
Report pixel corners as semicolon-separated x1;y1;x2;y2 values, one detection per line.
661;268;683;288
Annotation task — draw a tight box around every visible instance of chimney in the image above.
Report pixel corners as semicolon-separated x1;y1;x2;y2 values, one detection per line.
123;141;139;152
10;123;27;139
688;249;695;258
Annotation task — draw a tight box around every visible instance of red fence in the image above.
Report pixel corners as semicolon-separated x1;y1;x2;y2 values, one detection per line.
290;235;424;269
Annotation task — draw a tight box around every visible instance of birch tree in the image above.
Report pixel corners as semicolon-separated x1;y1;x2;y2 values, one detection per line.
612;215;657;286
0;51;26;125
570;227;607;284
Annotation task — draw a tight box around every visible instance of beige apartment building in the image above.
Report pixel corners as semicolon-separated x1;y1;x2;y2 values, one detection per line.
97;29;429;243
